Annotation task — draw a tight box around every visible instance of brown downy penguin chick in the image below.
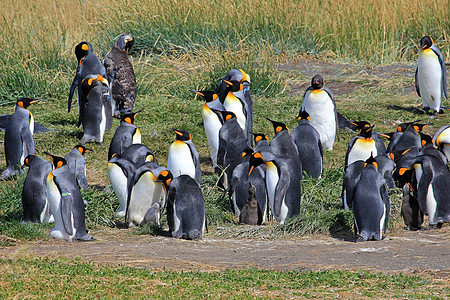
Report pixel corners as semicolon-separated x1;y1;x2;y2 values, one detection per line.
239;183;260;225
103;33;137;117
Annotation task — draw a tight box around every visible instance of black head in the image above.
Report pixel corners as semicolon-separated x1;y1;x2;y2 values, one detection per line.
172;128;192;141
420;132;434;148
253;133;268;144
74;42;90;65
297;109;311;122
397;120;421;132
23;154;36;167
266;118;288;134
311;75;324;89
189;90;218;103
16;98;39;109
81;74;109;97
218;110;237;122
156;169;173;193
222;80;243;93
349;121;374;138
420;36;433;50
44;152;67;169
121;110;142;125
74;145;92;156
412;123;430;134
242;147;254;159
248;152;265;176
364;153;378;170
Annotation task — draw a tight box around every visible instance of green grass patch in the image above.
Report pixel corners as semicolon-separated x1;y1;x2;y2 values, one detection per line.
0;257;447;299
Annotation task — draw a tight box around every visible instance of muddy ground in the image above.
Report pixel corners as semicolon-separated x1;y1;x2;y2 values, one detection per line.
1;225;449;274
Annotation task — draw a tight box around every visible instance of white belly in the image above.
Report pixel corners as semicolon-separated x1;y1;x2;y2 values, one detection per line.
224;96;246;131
167;142;196;179
202;107;222;167
108;163;128;217
128;172;161;225
266;161;288;223
46;173;73;241
302;91;336;150
418;50;443;110
426;184;437;225
99;105;106;143
347;138;377;166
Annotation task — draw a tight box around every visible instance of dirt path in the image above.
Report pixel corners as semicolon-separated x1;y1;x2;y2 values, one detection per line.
1;226;448;273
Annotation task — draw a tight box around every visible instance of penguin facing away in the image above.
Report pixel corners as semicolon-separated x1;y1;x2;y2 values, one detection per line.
401;182;424;231
432;125;450;161
215;110;248;189
103;32;137;117
415;36;447;116
167;128;201;185
68;41;107;126
79;74;112;144
291;110;323;178
107;154;136;218
22;155;53;223
65;145;92;191
352;155;390;242
108;110;142;160
302;74;340;150
45;153;94;241
120;143;158;166
158;172;206;240
1;98;39;180
190;89;224;168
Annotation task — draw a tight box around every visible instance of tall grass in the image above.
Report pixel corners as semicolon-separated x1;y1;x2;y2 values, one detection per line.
98;0;449;63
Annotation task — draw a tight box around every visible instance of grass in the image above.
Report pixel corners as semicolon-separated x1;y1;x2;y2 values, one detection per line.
0;257;448;299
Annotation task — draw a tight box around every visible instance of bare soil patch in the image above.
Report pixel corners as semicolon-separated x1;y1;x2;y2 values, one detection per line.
1;226;448;273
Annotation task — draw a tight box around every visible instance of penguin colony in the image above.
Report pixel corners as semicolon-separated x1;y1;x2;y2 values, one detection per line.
0;35;448;243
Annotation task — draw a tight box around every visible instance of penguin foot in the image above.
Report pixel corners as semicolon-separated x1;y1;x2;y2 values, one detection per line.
355;236;366;243
74;234;95;241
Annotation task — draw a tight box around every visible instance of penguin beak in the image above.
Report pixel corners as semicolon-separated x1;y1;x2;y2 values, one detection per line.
30;100;40;104
248;166;255;176
223;80;233;86
190;90;205;97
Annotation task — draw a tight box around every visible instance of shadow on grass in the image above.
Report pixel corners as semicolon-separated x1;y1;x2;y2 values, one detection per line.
329;211;356;242
387;105;424;115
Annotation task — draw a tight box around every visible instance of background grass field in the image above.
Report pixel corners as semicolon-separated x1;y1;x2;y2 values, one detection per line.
0;0;449;297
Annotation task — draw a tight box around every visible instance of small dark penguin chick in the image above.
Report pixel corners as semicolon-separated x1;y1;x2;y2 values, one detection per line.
239;184;260;225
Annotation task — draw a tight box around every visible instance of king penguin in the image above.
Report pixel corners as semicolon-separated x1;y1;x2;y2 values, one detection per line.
108;110;142;160
1;98;39;180
158;172;206;240
190;89;224;169
397;152;450;227
352;155;390;242
107;154;136;218
216;69;252;146
167;128;201;185
344;121;378;169
291;110;323;178
65;145;92;190
302;74;340;150
230;148;267;224
45;152;94;241
215;110;248;189
68;41;107;126
126;163;169;226
22;154;53;223
415;36;447;116
103;33;137;117
249;150;302;224
79;74;112;144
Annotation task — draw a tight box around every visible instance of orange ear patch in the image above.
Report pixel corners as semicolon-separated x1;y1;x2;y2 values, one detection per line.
82;44;89;51
160;170;169;177
399;167;409;176
226;115;232;121
255;136;262;143
57;161;63;169
254;152;263;160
